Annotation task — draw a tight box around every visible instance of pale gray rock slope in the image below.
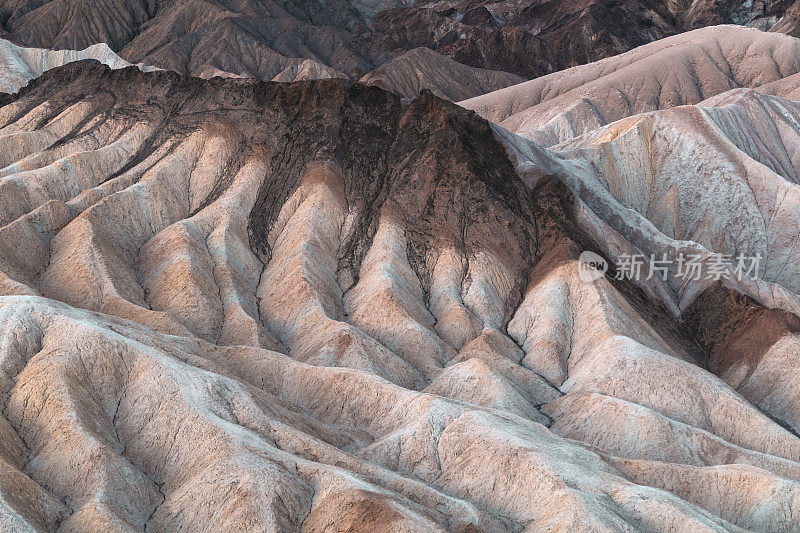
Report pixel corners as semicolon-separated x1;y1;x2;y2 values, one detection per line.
0;37;157;93
460;25;800;145
460;28;800;532
1;27;800;532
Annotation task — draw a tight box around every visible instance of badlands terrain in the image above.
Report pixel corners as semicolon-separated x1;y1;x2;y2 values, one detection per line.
3;0;800;87
1;12;800;533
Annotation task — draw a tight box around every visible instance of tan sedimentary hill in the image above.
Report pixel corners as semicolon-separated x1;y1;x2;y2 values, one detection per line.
191;59;349;84
271;60;349;83
359;47;526;100
460;25;800;145
0;37;157;93
1;58;800;532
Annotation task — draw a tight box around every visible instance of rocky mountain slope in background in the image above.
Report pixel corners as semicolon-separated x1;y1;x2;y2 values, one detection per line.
0;0;378;79
773;0;800;34
1;18;800;527
358;46;526;100
367;0;800;79
3;0;800;97
0;0;529;98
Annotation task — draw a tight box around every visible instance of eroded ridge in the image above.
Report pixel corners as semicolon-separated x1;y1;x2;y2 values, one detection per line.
0;62;799;531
